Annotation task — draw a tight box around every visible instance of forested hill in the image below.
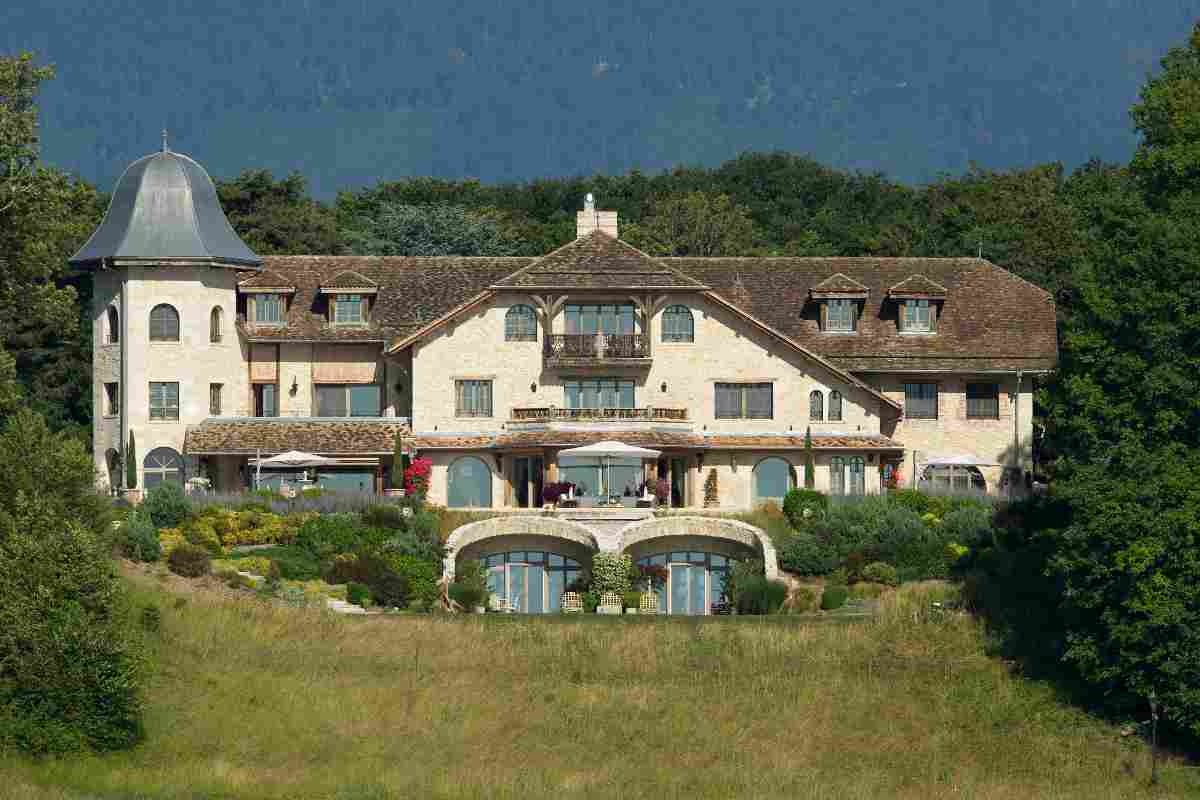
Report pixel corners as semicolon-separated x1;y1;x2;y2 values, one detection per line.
6;0;1200;199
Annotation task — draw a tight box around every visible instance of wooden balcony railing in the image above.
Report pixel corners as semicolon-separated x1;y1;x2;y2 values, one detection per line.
511;406;688;422
544;333;650;360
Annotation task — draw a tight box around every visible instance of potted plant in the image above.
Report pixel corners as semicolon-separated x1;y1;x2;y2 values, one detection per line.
623;591;642;614
654;477;671;506
454;561;490;614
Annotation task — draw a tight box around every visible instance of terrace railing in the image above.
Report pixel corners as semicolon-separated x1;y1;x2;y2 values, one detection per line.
543;333;650;361
511;406;688;422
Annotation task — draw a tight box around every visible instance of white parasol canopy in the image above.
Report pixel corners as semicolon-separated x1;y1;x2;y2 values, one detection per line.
921;453;1001;467
251;450;338;468
556;440;661;459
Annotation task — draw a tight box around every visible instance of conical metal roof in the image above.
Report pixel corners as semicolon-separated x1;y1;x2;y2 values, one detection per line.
69;144;262;269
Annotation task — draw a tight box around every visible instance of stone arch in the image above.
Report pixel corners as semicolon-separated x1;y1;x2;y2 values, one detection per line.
443;515;601;580
619;516;779;579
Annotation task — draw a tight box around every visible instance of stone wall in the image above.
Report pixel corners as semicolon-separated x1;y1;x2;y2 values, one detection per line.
443;515;600;580
618;516;779;579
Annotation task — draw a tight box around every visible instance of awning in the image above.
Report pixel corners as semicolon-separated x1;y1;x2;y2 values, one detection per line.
921;454;1003;467
250;450;337;468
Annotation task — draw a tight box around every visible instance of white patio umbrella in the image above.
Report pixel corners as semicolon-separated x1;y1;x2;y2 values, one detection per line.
556;441;662;500
251;450;337;490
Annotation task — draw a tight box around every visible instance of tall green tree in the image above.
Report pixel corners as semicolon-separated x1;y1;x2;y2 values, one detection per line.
216;170;339;255
1130;22;1200;205
0;53;103;436
622;192;761;256
339;202;525;256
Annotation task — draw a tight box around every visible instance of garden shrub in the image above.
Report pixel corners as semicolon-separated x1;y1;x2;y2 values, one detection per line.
590;552;634;596
453;560;490;609
940;504;994;549
0;479;144;755
784;585;820;614
294;514;390;559
777;532;838;576
167;544;211;578
157;528;186;558
346;582;371;607
118;511;160;562
258;545;321;581
181;518;223;555
889;488;934;516
622;591;643;610
734;576;788;615
821;585;849;610
231;556;272;576
329;552;418;609
848;582;889;600
142;482;191;529
861;561;899;586
380;553;439;606
783;488;828;528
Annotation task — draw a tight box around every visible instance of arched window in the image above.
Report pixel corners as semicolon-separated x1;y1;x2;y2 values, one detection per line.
849;457;865;496
828;391;843;422
809;390;824;421
830;457;845;495
143;447;182;489
106;306;120;344
504;305;538;341
447;456;492;508
662;305;694;342
149;304;180;342
210;306;223;342
481;551;583;613
753;457;794;506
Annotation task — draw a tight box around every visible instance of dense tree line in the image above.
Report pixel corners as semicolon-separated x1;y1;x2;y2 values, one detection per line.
2;20;1199;750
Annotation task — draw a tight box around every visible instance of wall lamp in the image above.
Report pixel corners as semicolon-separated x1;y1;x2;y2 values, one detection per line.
290;376;298;395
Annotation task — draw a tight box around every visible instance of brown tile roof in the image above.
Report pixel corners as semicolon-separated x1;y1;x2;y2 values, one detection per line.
323;270;377;289
491;231;705;290
411;430;904;451
667;257;1057;372
810;272;869;296
237;256;532;342
238;270;296;290
703;434;905;450
887;273;948;298
184;418;409;454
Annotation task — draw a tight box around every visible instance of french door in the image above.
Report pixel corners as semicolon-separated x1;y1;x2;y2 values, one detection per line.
669;563;707;615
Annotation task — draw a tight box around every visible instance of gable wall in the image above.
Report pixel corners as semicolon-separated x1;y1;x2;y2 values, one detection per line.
409;292;883;434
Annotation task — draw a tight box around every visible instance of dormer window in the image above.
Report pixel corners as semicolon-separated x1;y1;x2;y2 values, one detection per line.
254;294;285;325
901;299;933;333
825;299;855;332
334;294;365;325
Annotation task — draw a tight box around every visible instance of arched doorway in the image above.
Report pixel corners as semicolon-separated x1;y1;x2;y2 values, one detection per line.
447;456;492;508
753;457;795;506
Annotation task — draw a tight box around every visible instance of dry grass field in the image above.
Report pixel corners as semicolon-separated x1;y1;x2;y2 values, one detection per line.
4;573;1196;799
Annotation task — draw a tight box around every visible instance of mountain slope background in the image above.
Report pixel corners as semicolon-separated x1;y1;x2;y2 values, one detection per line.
5;0;1200;198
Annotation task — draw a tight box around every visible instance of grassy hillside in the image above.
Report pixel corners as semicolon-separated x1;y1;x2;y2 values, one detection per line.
4;572;1196;799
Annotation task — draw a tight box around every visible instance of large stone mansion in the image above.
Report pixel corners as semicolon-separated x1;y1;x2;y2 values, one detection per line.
74;145;1057;511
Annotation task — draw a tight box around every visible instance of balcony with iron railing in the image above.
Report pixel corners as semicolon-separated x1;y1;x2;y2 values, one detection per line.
543;333;651;367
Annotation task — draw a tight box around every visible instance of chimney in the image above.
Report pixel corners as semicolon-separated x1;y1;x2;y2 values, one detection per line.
576;193;618;239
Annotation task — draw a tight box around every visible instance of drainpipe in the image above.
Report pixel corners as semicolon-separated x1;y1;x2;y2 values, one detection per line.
119;268;129;491
1012;369;1023;498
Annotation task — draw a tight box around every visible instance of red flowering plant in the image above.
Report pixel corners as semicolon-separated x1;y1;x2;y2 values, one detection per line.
638;563;668;588
403;457;432;499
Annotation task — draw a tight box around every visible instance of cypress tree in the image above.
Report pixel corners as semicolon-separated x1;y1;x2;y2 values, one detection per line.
125;431;137;489
804;426;815;489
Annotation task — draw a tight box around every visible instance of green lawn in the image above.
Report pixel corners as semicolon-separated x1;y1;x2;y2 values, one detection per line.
5;575;1196;799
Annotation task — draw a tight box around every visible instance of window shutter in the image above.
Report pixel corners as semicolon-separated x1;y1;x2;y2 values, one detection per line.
850;302;858;332
481;381;492;416
930;302;938;332
819;302;828;331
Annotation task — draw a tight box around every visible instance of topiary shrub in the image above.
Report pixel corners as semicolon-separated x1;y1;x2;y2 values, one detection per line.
861;561;899;586
783;488;828;528
142;482;191;529
376;552;436;607
167;544;211;578
820;585;849;610
622;591;643;610
118;511;160;562
777;532;838;576
346;582;371;607
703;468;719;507
590;552;634;596
734;576;789;614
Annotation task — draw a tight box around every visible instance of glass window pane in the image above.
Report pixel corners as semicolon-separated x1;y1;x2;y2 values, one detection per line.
650;554;666;566
620;305;635;334
527;564;544;613
711;554;727;568
317;385;346;417
448;457;492;508
754;457;792;504
349;385;379;417
565;306;579;334
580;306;597;334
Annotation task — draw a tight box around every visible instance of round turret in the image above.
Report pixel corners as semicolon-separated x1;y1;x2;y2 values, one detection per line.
69;142;261;269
